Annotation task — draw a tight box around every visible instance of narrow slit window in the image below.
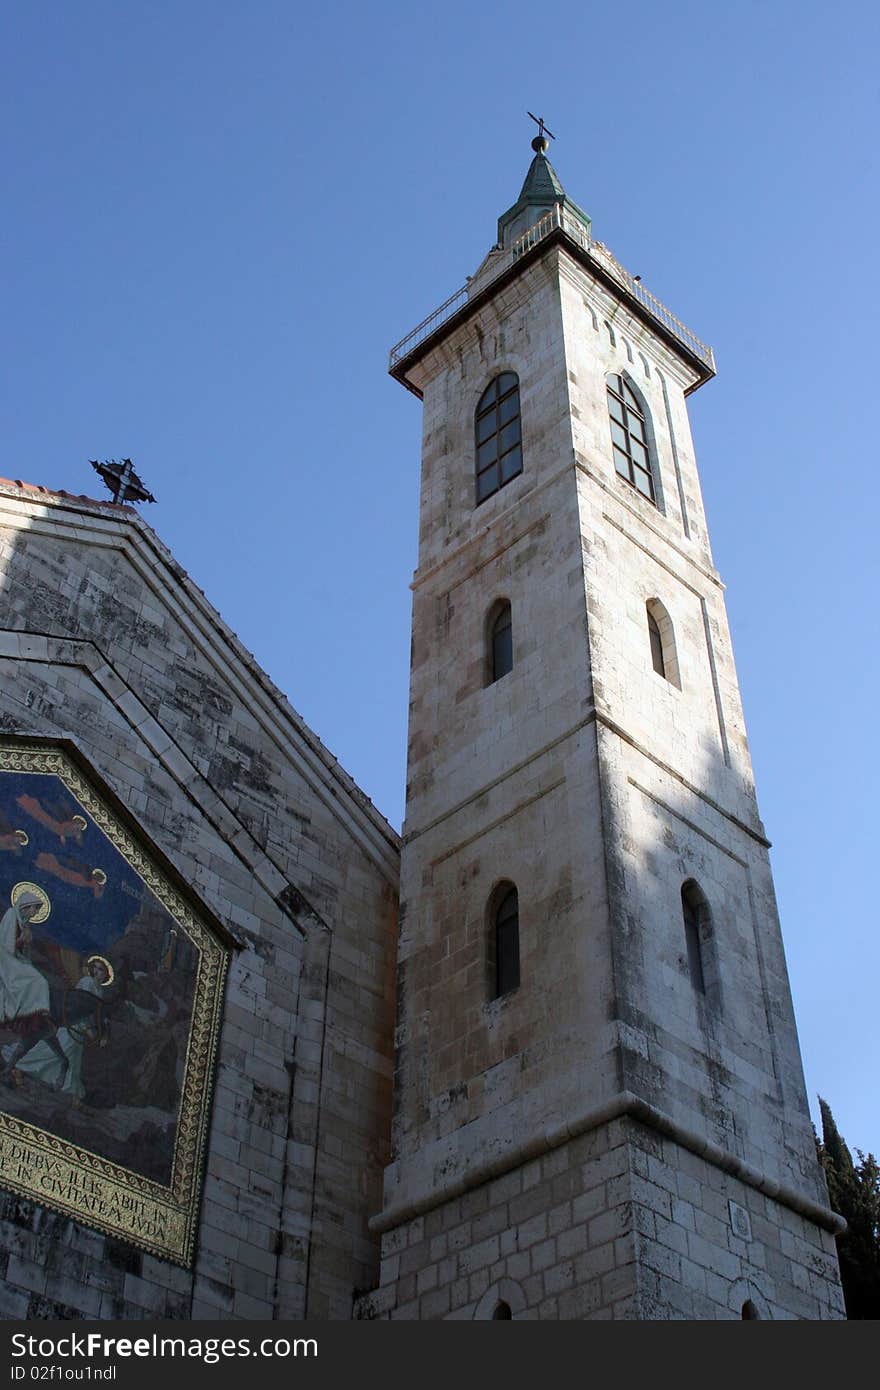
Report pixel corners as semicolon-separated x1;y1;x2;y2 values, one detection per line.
492;885;520;999
681;882;707;994
646;599;681;687
648;609;665;677
490;602;513;683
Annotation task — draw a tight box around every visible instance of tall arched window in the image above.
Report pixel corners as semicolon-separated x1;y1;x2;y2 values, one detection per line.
646;599;681;687
488;882;520;999
648;608;665;677
607;373;657;503
476;373;522;504
487;600;513;684
681;880;710;995
741;1301;760;1320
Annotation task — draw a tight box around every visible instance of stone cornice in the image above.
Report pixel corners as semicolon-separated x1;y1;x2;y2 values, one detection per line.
409;451;722;599
392;230;713;398
370;1090;844;1238
403;706;769;850
395;254;561;397
557;252;702;395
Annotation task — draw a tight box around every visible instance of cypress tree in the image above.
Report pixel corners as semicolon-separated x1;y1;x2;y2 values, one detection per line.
817;1098;880;1319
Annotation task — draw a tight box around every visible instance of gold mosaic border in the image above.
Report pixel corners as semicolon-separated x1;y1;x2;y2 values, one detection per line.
0;741;229;1265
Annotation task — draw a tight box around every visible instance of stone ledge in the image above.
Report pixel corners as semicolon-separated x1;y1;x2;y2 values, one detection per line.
370;1091;844;1239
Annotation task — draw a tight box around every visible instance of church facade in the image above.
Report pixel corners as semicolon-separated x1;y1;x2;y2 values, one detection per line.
0;140;845;1319
0;481;398;1318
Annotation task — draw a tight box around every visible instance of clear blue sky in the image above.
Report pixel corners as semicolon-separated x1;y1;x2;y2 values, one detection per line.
2;2;877;1157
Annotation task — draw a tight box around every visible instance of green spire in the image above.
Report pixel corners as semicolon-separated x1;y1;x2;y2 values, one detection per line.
517;150;567;203
497;138;591;249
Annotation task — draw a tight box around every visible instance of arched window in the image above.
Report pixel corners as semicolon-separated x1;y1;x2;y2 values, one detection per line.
607;373;657;503
487;600;513;684
681;880;709;995
475;373;522;504
646;599;681;687
474;1279;526;1320
488;883;520;999
648;608;665;677
729;1280;770;1319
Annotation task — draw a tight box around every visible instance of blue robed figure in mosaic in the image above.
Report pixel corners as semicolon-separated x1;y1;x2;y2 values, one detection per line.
0;768;199;1186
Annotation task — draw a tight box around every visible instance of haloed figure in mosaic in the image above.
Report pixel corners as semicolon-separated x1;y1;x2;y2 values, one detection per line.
0;748;227;1260
10;952;113;1105
0;885;72;1084
0;767;203;1184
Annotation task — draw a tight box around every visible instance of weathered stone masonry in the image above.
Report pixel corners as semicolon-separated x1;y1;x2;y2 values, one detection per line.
360;1117;842;1320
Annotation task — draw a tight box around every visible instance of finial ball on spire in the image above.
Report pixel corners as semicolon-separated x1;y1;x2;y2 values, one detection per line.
527;111;556;155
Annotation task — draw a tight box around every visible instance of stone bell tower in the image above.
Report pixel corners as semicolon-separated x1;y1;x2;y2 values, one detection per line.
361;131;846;1320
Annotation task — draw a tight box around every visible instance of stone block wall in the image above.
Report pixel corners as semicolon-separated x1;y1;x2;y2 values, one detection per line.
360;1121;638;1320
358;1117;845;1320
625;1122;845;1320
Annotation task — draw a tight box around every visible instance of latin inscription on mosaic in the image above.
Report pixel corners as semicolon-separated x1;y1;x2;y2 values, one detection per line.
0;741;228;1264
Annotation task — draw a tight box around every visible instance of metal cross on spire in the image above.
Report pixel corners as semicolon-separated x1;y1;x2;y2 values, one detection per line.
527;111;556;152
89;458;156;506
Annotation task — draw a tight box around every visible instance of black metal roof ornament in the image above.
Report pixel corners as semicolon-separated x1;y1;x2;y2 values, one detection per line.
527;111;556;154
89;458;156;506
